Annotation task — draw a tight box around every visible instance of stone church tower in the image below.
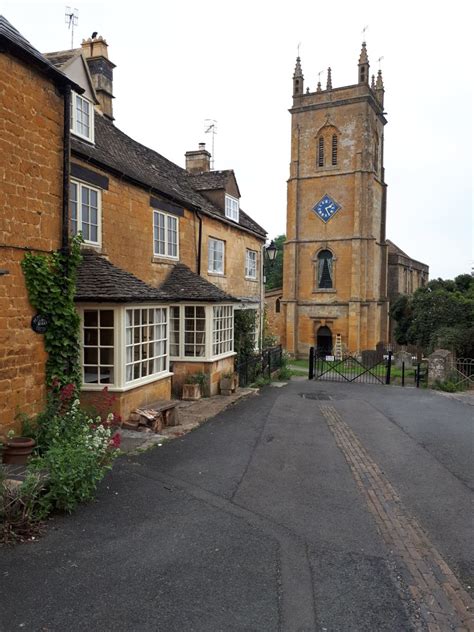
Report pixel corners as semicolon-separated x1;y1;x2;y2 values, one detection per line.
282;43;389;358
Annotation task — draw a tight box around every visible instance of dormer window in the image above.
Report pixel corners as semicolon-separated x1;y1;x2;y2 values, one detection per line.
71;92;94;143
225;194;239;222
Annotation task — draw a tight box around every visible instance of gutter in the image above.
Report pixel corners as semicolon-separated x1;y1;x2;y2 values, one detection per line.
61;85;72;252
195;208;203;275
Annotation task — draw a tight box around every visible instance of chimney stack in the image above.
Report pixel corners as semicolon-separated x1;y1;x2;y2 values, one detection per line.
185;143;211;173
81;34;115;120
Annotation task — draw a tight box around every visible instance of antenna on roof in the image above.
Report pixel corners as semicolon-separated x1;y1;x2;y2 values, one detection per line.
204;119;217;170
65;7;79;49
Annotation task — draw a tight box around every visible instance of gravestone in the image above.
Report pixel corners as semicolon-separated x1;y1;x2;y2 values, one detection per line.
361;349;379;367
394;350;412;369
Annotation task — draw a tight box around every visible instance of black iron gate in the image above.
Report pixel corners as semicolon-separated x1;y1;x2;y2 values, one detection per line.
308;347;392;385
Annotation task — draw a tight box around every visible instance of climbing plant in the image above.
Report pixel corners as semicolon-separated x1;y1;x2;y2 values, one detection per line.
21;235;83;392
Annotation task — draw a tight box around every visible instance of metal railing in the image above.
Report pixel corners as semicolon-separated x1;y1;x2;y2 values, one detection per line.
236;345;283;387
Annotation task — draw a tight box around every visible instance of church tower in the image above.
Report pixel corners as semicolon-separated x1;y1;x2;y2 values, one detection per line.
282;44;389;357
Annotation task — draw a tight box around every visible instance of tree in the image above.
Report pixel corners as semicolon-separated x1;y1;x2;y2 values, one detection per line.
390;274;474;356
265;234;285;290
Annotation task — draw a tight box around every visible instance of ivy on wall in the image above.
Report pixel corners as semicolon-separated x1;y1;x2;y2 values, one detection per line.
21;236;83;392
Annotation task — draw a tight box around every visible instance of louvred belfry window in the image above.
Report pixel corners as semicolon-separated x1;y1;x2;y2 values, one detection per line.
318;137;324;167
332;135;338;165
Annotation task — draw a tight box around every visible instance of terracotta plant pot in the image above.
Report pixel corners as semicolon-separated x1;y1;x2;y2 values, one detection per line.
2;437;36;465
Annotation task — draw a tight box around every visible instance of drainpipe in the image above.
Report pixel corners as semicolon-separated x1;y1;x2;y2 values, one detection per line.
62;85;72;253
196;208;203;275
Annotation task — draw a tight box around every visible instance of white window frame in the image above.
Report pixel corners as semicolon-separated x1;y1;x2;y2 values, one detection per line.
153;210;179;259
70;180;101;247
225;194;239;222
79;304;172;392
169;304;235;361
70;92;95;143
208;238;225;275
245;249;257;279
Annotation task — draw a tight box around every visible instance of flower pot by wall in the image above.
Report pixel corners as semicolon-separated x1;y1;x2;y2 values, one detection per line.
182;383;201;401
219;377;234;396
2;437;36;465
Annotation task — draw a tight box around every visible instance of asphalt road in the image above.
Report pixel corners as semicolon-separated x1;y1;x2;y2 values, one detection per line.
1;380;473;631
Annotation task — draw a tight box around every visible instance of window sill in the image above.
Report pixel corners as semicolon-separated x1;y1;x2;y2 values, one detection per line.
80;242;102;252
71;130;95;145
170;351;236;363
81;371;173;393
245;276;258;282
152;256;178;264
207;271;226;277
313;288;337;293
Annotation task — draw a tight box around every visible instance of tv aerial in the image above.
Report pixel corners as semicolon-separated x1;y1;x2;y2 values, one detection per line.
65;7;79;48
204;119;217;170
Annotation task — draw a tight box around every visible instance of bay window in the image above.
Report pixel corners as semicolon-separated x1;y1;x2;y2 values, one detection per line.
80;305;170;390
170;304;234;360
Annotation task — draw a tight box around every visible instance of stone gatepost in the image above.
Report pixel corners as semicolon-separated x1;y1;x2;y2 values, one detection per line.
427;349;454;386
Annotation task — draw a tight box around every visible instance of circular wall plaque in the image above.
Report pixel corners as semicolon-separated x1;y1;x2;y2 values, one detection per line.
31;314;49;334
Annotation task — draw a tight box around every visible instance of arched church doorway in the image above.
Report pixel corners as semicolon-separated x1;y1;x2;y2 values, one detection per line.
316;326;333;357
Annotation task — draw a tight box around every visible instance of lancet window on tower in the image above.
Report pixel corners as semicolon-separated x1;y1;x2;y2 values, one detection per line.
317;250;333;289
331;135;338;165
318;137;324;167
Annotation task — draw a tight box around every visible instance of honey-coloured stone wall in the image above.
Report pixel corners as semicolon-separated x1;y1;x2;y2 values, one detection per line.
0;53;64;436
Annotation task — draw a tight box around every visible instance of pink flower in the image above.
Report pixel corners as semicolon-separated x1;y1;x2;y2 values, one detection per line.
109;432;121;449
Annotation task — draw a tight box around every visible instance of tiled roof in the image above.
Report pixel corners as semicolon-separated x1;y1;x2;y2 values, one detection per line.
0;16;81;91
44;49;79;68
158;264;238;303
186;170;234;191
386;240;410;258
75;251;169;302
70;115;267;239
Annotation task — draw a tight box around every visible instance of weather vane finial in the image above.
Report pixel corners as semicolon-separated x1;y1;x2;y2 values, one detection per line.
377;56;384;69
362;25;368;41
297;42;301;57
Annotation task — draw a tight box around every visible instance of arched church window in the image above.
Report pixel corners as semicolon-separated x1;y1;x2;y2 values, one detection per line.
318;137;324;167
275;298;281;313
331;135;338;165
318;250;333;288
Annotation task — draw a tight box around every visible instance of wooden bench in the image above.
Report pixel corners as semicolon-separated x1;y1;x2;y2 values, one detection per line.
136;401;179;433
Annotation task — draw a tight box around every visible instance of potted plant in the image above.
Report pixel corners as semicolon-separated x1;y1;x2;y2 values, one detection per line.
182;372;207;401
1;429;36;466
219;371;237;396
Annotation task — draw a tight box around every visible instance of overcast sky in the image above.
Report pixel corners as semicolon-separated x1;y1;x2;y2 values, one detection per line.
2;0;472;279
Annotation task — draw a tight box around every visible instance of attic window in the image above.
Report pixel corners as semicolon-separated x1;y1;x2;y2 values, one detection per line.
225;195;239;222
71;92;94;143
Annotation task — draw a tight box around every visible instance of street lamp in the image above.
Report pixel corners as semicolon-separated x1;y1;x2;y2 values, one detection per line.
265;240;277;265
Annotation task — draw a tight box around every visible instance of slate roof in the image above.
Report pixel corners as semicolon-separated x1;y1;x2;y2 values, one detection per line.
186;170;236;192
43;49;79;67
75;251;169;303
69;115;266;238
0;16;82;92
158;264;238;303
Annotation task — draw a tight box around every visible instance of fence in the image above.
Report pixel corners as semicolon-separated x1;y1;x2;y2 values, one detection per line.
236;345;283;387
448;358;474;390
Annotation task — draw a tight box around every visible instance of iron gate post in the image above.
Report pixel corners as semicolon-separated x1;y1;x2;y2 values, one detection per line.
386;351;392;385
402;361;405;387
416;363;420;388
309;347;314;380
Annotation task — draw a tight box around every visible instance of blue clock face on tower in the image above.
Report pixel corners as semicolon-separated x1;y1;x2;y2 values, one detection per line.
313;194;341;223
